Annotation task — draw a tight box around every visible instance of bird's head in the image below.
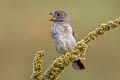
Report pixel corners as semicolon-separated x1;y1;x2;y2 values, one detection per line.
49;10;70;23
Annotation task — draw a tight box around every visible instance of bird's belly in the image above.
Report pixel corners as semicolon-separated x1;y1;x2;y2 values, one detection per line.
53;35;76;54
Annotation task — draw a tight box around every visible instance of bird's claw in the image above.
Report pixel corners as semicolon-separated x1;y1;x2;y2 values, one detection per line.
80;57;86;62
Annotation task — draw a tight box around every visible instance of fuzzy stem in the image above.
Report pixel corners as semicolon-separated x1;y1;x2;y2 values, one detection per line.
40;40;88;80
31;17;120;80
31;50;45;80
84;17;120;44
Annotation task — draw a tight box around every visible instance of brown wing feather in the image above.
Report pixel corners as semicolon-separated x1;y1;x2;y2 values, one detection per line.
72;28;75;37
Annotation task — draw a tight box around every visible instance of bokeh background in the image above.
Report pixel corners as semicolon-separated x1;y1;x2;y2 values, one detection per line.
0;0;120;80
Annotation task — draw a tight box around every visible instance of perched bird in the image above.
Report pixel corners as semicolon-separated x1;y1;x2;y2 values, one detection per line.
49;10;85;70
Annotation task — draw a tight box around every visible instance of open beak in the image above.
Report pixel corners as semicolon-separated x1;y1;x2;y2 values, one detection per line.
49;12;56;21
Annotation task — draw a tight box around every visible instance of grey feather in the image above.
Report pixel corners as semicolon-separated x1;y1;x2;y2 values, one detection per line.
50;10;85;70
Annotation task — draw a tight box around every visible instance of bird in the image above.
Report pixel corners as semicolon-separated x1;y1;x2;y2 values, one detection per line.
49;10;85;70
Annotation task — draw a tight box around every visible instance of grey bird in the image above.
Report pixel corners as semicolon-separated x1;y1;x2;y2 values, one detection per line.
49;10;85;70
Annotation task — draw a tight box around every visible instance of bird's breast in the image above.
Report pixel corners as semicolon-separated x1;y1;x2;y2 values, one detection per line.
51;23;73;37
51;23;76;54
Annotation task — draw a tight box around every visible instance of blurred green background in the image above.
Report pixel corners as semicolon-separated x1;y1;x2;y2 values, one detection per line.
0;0;120;80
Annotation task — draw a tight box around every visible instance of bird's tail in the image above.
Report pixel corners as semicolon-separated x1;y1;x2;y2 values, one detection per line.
72;60;85;70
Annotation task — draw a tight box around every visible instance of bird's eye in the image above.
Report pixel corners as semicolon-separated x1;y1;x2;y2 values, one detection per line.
56;13;60;16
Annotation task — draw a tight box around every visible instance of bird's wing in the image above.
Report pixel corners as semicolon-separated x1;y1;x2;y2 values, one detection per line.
62;23;75;38
72;26;75;38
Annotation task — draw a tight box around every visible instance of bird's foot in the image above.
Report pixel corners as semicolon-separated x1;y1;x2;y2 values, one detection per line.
80;57;86;62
